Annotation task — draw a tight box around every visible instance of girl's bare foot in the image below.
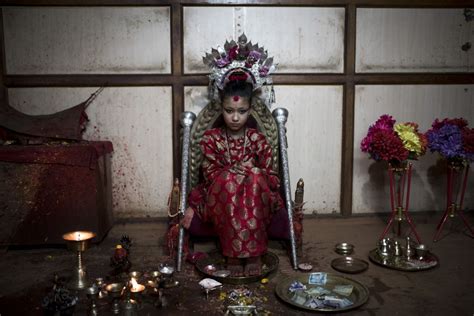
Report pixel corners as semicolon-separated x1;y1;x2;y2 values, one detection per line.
244;256;262;276
226;257;244;276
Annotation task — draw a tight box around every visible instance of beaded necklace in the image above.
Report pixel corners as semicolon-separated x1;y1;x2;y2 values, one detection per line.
225;127;247;165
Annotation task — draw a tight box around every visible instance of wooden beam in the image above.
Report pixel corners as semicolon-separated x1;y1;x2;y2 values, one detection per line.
4;75;177;87
355;73;474;85
171;3;184;179
6;73;473;87
340;3;356;216
0;9;8;106
1;0;472;8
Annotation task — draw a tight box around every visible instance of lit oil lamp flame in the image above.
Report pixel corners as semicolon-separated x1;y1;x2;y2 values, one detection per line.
130;277;144;293
130;277;138;289
63;231;95;242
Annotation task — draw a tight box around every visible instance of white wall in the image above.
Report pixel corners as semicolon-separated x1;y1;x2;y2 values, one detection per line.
183;7;345;73
4;7;171;74
357;9;473;72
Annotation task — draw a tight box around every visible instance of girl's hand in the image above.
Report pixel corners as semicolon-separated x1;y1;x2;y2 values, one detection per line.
180;207;195;229
232;159;255;175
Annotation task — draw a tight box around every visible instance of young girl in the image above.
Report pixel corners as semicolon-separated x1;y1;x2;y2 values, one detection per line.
181;76;283;276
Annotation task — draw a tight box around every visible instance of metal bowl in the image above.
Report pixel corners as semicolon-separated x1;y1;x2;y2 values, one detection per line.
275;272;369;312
149;271;161;279
335;242;354;255
159;264;175;276
105;283;125;298
196;251;279;285
415;244;428;260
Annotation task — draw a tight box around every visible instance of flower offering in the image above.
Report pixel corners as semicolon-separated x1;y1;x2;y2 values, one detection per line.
361;115;427;163
425;118;474;163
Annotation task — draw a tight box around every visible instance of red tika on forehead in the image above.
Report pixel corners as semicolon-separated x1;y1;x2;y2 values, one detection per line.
233;95;240;102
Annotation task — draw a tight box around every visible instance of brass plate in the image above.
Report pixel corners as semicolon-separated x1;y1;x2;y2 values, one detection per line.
195;251;279;285
368;249;438;271
331;257;369;274
275;273;369;312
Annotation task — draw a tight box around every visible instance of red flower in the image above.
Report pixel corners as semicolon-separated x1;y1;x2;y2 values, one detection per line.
228;72;248;82
228;46;238;61
462;127;474;153
446;118;468;129
370;129;409;162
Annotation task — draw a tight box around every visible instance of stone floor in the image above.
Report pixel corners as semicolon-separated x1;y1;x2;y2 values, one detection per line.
0;213;473;315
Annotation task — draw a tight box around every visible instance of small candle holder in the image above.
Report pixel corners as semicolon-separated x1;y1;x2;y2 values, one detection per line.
146;271;163;307
85;286;99;316
105;282;125;315
122;277;145;313
62;231;96;290
159;264;178;288
94;278;108;300
146;271;161;293
128;271;142;283
129;281;145;296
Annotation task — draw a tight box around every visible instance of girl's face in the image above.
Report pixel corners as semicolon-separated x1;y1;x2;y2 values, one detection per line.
222;96;250;135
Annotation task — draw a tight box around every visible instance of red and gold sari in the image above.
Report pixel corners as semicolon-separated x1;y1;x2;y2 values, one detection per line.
188;127;283;258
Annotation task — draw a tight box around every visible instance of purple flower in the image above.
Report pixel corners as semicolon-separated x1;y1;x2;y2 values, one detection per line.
259;66;269;76
215;57;230;68
247;51;261;63
426;124;464;159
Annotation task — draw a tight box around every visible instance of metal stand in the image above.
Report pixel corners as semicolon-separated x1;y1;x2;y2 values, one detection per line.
177;112;196;272
272;108;298;270
62;231;96;290
433;163;473;242
380;162;422;243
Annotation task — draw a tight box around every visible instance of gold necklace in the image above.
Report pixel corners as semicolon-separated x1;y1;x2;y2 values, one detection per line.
225;128;247;164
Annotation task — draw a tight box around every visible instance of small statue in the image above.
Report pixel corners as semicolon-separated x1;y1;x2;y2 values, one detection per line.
110;235;133;275
119;235;132;255
293;178;305;247
42;275;78;316
165;179;188;258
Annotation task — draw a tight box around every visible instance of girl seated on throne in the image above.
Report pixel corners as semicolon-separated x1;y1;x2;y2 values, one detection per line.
180;35;283;276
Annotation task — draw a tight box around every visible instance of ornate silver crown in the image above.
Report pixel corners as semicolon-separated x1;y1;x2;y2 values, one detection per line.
203;34;276;100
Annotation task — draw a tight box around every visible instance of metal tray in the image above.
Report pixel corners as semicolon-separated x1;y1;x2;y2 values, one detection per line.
275;273;369;312
368;249;438;271
195;251;279;284
331;257;369;274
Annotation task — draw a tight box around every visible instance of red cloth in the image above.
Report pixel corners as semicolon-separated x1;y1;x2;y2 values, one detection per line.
0;141;113;169
0;101;89;140
188;128;283;258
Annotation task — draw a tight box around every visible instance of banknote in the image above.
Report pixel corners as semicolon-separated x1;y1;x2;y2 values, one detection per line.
308;272;327;285
333;284;354;296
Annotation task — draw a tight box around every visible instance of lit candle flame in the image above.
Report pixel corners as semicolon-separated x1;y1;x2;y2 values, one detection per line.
63;231;96;242
130;277;138;289
130;277;144;293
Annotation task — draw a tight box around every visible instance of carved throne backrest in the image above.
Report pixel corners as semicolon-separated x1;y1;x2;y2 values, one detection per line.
188;98;279;189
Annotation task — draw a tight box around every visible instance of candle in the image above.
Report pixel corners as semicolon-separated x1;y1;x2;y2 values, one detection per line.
130;278;145;293
62;231;96;242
